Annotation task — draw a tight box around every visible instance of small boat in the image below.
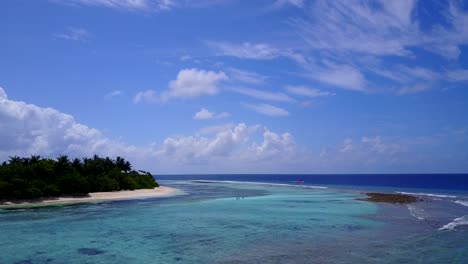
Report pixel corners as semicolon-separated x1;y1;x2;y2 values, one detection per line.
296;179;304;183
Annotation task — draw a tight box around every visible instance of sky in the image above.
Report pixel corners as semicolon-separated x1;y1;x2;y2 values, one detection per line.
1;0;468;174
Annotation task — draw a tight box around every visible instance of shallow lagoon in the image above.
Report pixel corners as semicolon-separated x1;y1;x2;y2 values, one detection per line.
1;180;467;263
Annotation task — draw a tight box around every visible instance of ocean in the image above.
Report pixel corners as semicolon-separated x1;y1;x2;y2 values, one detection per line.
1;174;467;263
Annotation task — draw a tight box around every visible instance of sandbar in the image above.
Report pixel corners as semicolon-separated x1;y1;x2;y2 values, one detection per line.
0;186;181;208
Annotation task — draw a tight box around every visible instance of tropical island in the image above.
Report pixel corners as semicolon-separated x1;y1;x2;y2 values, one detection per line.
0;155;175;205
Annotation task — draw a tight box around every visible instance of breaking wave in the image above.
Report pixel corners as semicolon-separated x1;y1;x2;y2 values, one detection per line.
192;180;328;189
454;200;468;207
407;205;426;220
396;191;457;199
438;215;468;231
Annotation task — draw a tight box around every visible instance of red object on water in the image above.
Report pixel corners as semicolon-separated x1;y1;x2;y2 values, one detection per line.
297;179;304;183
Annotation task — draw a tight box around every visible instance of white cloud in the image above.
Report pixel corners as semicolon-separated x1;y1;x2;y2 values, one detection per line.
276;0;468;94
105;90;123;99
2;87;466;173
197;123;234;135
311;64;367;92
54;27;89;42
397;83;432;95
0;87;300;173
447;69;468;82
286;85;335;98
55;0;177;11
194;108;214;120
162;68;228;100
340;138;353;153
0;87;148;163
273;0;304;8
0;88;7;99
230;87;295;103
207;41;281;60
319;135;408;170
251;129;296;160
228;68;268;85
180;55;192;61
158;123;297;163
133;89;159;104
193;108;230;120
292;0;418;57
245;103;290;117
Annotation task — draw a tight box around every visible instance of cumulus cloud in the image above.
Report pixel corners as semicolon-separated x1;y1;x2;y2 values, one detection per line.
197;123;234;135
0;87;298;173
245;103;290;117
158;123;297;163
133;89;159;104
193;108;230;120
251;129;296;160
0;87;147;162
162;68;228;100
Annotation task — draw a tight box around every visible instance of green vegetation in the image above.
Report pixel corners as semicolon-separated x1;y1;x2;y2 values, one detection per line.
0;155;159;200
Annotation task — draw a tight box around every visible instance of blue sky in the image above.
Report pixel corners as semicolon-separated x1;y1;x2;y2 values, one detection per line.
1;0;468;173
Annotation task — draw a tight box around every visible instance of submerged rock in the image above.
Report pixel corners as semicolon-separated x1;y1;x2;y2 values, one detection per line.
78;248;106;256
357;192;420;204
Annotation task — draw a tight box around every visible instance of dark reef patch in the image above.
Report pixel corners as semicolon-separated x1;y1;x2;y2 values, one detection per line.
357;193;420;204
78;248;106;256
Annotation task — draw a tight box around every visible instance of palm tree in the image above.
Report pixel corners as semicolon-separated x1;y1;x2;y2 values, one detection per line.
8;156;21;165
57;155;70;168
30;155;41;164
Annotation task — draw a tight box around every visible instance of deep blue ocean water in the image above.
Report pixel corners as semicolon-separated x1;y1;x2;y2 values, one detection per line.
157;174;468;191
1;174;467;263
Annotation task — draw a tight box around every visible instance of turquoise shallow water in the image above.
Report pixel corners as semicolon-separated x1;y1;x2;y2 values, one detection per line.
1;180;467;263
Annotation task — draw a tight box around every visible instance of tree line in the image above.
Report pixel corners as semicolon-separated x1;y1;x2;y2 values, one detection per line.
0;155;159;199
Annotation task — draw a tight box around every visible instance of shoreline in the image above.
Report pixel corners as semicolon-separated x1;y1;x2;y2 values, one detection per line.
0;186;181;208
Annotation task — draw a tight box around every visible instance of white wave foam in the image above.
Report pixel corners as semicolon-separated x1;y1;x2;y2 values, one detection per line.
192;180;328;189
407;205;426;220
454;200;468;207
438;215;468;231
397;191;456;199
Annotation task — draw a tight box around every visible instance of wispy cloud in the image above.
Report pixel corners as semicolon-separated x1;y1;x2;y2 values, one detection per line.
286;85;335;98
207;41;281;60
245;103;290;117
230;87;295;103
446;69;468;82
193;108;230;120
54;27;89;41
55;0;176;11
228;68;268;85
273;0;304;8
286;0;468;93
104;90;123;99
204;1;468;95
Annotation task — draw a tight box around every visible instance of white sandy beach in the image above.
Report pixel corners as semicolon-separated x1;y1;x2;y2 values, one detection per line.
0;186;180;208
